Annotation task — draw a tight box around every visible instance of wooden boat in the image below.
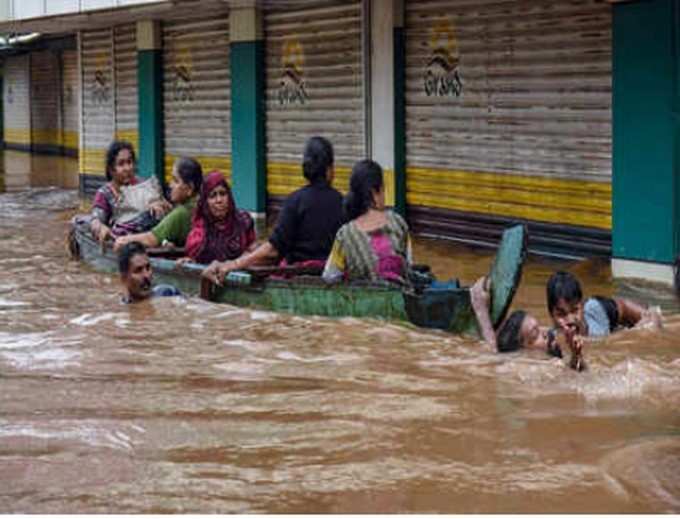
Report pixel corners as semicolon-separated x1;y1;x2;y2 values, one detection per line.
70;217;527;336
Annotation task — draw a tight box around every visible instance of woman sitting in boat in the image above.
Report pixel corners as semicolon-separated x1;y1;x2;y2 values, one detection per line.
90;140;170;243
202;136;344;284
322;159;411;284
183;171;256;264
112;157;204;252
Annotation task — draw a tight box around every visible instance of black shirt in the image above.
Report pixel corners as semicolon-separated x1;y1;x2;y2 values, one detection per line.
591;295;620;331
268;180;344;264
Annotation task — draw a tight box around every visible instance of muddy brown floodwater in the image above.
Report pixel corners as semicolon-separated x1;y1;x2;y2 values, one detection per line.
1;167;679;512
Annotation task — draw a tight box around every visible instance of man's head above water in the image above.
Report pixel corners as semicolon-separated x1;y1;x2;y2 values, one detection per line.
496;310;561;357
118;241;153;302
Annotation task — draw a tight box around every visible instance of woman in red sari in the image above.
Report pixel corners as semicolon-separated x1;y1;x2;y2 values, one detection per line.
185;171;256;264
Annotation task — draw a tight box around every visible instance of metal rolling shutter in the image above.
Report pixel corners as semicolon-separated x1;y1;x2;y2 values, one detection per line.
163;15;231;183
405;0;612;256
31;50;61;154
4;54;31;150
265;0;364;208
61;49;79;155
114;24;138;155
80;28;115;178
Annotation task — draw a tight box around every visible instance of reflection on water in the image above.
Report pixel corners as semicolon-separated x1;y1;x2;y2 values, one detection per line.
0;150;78;193
0;185;678;513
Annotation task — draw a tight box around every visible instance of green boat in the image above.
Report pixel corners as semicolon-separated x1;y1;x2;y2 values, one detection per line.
70;218;527;337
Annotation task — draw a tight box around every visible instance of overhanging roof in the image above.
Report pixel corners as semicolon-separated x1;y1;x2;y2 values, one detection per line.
0;0;346;36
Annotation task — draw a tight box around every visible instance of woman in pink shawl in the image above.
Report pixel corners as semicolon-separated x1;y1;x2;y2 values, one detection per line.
185;171;256;264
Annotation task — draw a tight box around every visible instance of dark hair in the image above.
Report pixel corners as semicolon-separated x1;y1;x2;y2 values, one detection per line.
175;156;203;194
546;271;583;314
302;136;334;184
105;140;136;181
546;329;562;358
496;310;526;353
344;159;384;221
118;241;147;275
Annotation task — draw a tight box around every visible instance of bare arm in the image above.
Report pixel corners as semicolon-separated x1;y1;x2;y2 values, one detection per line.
566;331;587;371
615;297;663;330
90;219;112;243
113;231;160;252
148;199;172;219
202;241;280;285
614;297;644;327
470;276;497;349
229;241;279;270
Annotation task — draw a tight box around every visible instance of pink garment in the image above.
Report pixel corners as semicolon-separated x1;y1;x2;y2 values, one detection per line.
185;171;254;263
269;258;326;279
370;232;405;283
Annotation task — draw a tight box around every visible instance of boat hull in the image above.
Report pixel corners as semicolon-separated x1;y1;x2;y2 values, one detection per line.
71;218;526;337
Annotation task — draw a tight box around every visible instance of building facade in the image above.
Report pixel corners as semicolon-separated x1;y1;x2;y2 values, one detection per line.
0;0;677;285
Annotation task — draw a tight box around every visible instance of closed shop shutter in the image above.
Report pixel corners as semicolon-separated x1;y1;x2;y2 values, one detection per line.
4;54;31;150
405;0;612;256
265;0;364;209
80;28;115;178
163;15;231;183
61;49;79;155
31;50;61;154
114;24;138;155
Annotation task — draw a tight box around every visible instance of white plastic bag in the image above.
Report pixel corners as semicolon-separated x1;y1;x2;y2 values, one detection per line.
114;176;164;223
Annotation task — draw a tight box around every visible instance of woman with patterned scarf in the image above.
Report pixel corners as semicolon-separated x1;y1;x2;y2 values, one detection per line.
322;159;412;285
184;171;256;264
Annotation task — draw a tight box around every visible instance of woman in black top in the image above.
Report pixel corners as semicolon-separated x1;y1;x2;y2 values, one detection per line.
202;136;344;284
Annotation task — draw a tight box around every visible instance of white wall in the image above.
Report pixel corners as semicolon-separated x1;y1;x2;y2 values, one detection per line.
46;1;81;16
0;0;162;21
13;0;43;20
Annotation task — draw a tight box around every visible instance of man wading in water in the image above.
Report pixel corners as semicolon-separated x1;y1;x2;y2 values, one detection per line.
118;242;181;304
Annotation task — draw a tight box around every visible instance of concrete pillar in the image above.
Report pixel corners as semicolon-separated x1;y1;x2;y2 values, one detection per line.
611;0;680;285
230;5;266;226
370;0;406;215
137;20;164;181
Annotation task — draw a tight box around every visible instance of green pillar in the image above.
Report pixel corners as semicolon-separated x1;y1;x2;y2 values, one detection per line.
611;0;680;284
230;7;266;217
136;20;164;182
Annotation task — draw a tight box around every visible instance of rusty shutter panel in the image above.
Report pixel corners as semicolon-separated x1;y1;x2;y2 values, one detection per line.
31;50;61;154
4;54;31;150
80;28;115;178
163;14;231;183
264;0;364;207
61;49;79;155
114;24;138;156
405;0;612;256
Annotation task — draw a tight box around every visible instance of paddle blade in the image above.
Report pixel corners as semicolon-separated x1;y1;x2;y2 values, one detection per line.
488;224;528;328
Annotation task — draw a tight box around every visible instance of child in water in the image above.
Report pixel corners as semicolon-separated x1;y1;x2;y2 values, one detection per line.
545;271;662;370
472;271;662;371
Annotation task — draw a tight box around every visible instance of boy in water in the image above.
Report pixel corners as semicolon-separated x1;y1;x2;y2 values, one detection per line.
545;271;661;370
471;271;662;371
471;277;564;363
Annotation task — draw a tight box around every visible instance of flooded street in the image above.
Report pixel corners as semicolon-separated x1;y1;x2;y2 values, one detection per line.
1;167;679;512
